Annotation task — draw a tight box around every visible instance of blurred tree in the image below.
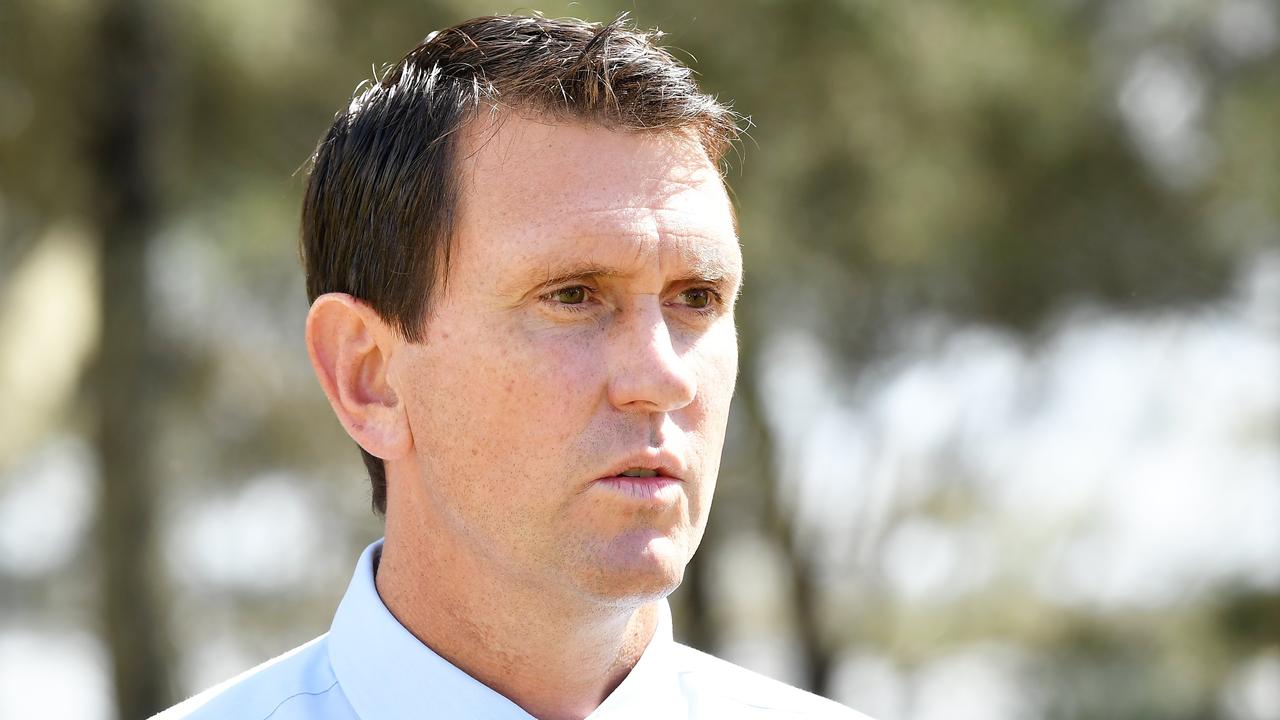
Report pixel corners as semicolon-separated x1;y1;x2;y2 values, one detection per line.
83;0;175;717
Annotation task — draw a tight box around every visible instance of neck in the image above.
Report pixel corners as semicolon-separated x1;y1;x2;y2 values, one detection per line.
376;492;661;720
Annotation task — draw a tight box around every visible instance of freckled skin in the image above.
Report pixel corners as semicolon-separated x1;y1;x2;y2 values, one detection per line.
388;116;742;606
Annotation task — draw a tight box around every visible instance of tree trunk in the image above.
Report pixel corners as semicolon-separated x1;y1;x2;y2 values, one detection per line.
86;0;174;716
736;333;833;697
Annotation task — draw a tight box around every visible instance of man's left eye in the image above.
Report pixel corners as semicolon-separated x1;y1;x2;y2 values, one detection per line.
681;289;713;309
549;286;588;304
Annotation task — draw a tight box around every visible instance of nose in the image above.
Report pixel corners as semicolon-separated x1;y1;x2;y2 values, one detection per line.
606;302;697;413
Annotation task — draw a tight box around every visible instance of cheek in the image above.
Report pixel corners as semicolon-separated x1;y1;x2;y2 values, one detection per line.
690;324;738;475
405;320;605;474
686;320;740;417
495;328;608;440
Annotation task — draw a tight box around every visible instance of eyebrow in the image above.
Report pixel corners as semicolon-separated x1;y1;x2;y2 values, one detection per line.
508;257;741;298
537;258;732;286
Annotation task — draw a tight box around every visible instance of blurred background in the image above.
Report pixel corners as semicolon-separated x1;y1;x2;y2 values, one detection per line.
2;0;1278;718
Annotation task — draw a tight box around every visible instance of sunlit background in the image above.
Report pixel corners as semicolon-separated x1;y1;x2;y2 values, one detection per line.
1;0;1278;719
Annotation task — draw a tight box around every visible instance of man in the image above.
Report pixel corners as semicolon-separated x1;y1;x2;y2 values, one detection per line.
154;14;867;720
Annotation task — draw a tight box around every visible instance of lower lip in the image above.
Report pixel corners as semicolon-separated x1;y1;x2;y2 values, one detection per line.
594;476;683;501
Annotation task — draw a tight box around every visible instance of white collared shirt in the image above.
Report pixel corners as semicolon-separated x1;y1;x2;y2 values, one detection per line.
152;539;870;719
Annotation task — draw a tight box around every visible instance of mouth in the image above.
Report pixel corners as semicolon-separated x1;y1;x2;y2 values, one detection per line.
591;453;687;502
593;475;684;502
595;455;685;483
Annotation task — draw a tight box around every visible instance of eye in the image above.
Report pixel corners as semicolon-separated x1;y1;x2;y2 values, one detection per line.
549;286;588;305
679;288;715;310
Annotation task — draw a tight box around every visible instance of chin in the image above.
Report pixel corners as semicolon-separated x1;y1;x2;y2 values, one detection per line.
576;532;690;606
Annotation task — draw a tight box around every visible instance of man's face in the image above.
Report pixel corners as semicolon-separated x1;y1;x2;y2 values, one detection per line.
388;115;741;605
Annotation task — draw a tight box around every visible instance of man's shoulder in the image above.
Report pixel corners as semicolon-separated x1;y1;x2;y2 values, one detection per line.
148;634;355;720
669;642;873;719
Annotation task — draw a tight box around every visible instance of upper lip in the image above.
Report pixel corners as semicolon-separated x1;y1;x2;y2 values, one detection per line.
595;449;687;482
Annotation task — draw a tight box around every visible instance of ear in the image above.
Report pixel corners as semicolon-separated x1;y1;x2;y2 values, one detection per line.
305;293;412;462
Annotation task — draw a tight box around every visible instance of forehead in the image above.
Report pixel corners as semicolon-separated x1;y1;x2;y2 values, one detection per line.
450;115;740;277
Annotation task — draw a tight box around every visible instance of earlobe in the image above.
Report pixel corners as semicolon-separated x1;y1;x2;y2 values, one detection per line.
305;293;413;462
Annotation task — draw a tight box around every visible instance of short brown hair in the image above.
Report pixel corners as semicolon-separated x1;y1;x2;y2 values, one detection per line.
300;14;741;515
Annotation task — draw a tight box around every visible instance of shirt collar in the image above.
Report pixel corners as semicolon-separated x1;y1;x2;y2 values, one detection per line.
328;539;687;720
